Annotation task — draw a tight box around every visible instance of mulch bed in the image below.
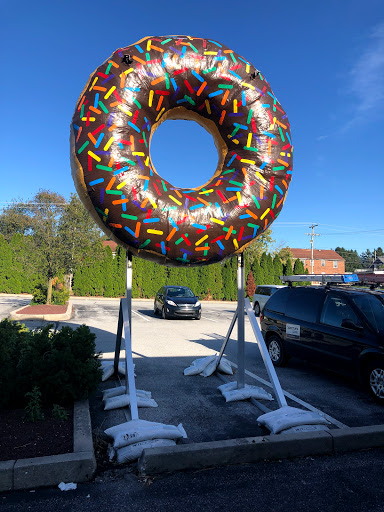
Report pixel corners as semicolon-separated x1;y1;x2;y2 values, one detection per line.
15;304;68;315
0;408;73;461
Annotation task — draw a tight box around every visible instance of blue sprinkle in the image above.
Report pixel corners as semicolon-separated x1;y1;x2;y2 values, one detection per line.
275;185;283;195
128;121;140;133
89;178;104;186
124;226;137;237
208;40;222;47
228;70;241;80
135;44;144;53
161;241;166;255
192;224;207;230
208;90;223;98
216;240;225;250
191;70;204;82
190;204;204;210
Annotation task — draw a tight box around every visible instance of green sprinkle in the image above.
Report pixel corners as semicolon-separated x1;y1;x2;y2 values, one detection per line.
165;72;170;90
272;166;285;171
105;190;122;195
203;67;217;74
247;109;253;124
272;194;276;209
134;99;141;109
175;237;184;245
229;180;243;187
161;180;167;192
146;52;150;61
142;132;147;148
230;53;237;64
106;62;112;75
184;95;195;105
98;101;108;114
96;207;107;217
278;126;285;142
189;43;198;53
80;104;84;118
96;165;112;171
223;227;237;234
78;141;89;154
161;38;172;45
230;125;241;137
247;223;259;229
223;168;235;175
243;146;258;152
139;239;151;248
121;158;136;165
218;84;233;89
121;214;137;220
252;195;260;209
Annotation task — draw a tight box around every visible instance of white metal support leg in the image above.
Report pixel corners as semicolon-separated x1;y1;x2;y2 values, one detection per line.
237;254;245;389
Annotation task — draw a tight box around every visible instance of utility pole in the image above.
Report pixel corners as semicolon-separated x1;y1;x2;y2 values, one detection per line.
305;224;320;274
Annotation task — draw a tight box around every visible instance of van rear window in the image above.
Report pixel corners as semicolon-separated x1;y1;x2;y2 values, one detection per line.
285;288;325;323
264;288;291;314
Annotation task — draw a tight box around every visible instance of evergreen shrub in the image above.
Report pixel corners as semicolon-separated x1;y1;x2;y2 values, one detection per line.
0;320;102;409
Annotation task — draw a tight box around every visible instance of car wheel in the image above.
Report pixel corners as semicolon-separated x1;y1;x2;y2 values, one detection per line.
266;335;289;367
195;311;201;320
365;362;384;403
153;303;158;316
254;302;260;316
162;307;168;320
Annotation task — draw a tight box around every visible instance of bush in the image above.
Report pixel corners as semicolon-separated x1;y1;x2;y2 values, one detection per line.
0;321;102;409
31;284;48;304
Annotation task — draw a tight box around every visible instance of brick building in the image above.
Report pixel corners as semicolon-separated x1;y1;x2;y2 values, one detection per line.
290;248;345;275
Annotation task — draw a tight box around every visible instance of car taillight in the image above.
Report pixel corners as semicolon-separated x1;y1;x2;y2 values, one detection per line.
260;312;264;322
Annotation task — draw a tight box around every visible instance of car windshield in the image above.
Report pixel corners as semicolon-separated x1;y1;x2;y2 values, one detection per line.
352;294;384;332
166;287;194;298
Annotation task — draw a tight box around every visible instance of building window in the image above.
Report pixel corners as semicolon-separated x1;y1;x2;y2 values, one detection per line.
321;260;325;267
333;260;338;268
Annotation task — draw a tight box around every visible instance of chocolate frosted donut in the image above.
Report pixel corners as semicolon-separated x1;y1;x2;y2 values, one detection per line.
70;35;293;266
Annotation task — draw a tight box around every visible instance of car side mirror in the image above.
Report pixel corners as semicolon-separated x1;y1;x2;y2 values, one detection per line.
196;296;199;299
341;319;363;333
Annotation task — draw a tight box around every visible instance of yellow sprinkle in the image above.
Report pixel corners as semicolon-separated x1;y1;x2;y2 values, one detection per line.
81;117;96;122
256;172;267;183
147;39;151;51
241;82;255;90
260;208;270;220
205;99;211;114
236;192;242;204
204;51;217;55
120;68;134;76
247;132;252;147
147;229;163;235
196;235;209;246
104;137;114;151
89;77;98;92
240;159;255;165
87;151;101;162
233;239;239;249
117;104;132;116
145;156;150;166
210;218;224;225
132;152;145;156
117;180;128;190
233;99;238;113
199;189;213;194
169;195;182;206
155;107;165;122
149;90;154;107
104;86;116;99
246;64;250;73
149;198;157;209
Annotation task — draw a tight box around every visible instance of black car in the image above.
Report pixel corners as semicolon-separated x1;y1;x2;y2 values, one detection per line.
260;286;384;402
154;286;201;320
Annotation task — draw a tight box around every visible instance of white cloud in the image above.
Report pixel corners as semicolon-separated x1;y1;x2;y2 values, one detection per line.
346;22;384;122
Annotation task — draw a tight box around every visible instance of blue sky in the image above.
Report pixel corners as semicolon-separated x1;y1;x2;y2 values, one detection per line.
1;0;383;256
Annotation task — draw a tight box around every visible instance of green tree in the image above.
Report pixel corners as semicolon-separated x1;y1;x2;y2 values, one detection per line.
273;255;284;285
221;257;237;300
102;246;114;296
335;247;362;273
293;258;305;275
0;235;12;292
284;257;293;276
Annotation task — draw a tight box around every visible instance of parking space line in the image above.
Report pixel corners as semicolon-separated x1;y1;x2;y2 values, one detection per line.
201;316;218;322
228;361;348;429
132;310;151;322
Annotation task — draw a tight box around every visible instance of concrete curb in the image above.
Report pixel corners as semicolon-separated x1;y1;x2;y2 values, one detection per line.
138;425;384;476
0;400;96;492
9;302;73;322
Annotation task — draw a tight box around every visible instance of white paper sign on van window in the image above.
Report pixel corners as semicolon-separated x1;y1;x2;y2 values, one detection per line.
286;324;300;339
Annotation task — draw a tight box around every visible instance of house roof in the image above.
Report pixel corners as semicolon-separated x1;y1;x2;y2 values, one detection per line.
102;240;118;252
289;248;345;261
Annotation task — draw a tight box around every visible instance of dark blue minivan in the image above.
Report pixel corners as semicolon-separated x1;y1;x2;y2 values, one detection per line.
261;286;384;402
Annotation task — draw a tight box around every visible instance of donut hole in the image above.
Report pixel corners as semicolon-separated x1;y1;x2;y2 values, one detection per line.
150;118;223;190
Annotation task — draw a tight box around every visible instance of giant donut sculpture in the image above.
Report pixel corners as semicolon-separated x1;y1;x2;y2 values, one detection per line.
70;35;293;266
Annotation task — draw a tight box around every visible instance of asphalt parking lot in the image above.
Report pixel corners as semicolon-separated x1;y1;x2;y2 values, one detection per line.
3;294;384;440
